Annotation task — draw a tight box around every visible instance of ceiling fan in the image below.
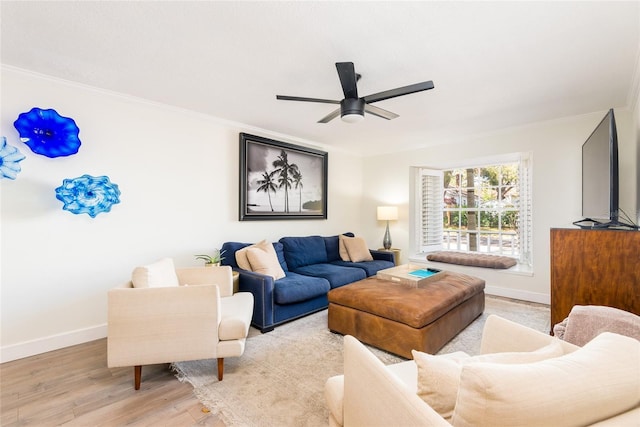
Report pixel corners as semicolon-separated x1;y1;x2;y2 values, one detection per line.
276;62;434;123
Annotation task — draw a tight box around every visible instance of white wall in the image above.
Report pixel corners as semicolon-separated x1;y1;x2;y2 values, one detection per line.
0;67;364;362
361;110;638;304
3;66;638;362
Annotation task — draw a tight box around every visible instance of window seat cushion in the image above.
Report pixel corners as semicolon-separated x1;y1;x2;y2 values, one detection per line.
427;251;516;269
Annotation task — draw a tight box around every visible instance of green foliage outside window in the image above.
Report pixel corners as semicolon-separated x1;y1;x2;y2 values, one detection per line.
442;163;520;254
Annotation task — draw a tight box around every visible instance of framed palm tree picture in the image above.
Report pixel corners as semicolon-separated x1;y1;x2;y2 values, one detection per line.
239;133;328;220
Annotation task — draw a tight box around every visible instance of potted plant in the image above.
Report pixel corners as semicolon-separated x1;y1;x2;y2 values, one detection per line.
195;248;226;267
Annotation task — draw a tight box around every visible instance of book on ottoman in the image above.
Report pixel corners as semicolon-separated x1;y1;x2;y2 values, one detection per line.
376;264;444;288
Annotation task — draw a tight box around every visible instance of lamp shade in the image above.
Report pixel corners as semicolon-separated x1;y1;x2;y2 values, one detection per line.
377;206;398;221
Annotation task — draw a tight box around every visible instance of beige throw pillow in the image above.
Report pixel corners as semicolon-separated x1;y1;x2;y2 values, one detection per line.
131;257;180;288
343;236;373;262
235;239;269;270
412;340;564;419
451;332;640;427
338;235;351;261
246;246;286;280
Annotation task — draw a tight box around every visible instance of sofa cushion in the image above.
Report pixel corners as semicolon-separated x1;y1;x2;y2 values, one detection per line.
343;236;374;262
246;246;286;280
331;259;395;276
280;236;328;270
427;251;516;269
451;332;640;427
273;272;330;304
131;258;179;288
219;292;254;340
294;263;366;289
412;340;564;419
324;235;341;262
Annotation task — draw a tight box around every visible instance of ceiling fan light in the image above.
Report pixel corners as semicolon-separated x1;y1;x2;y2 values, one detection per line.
340;98;365;123
341;112;364;123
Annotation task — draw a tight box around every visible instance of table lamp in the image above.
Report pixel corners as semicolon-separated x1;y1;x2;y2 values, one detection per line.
377;206;398;250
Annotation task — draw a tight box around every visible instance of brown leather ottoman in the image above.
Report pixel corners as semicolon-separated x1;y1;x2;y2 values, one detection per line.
327;273;485;358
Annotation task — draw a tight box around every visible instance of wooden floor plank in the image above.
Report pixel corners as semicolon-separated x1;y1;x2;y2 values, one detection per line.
0;338;223;426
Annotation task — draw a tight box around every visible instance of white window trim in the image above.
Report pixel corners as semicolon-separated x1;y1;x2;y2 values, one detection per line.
416;168;443;253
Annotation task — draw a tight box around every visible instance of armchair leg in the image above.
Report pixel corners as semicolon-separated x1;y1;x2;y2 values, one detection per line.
134;365;142;390
217;358;224;381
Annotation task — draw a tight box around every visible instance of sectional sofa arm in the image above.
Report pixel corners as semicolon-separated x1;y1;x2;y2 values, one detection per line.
480;314;579;355
343;335;449;426
370;250;394;263
234;268;276;332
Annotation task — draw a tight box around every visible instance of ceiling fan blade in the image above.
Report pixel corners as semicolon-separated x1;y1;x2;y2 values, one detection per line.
364;104;399;120
335;62;359;99
276;95;340;104
317;108;341;123
363;80;435;104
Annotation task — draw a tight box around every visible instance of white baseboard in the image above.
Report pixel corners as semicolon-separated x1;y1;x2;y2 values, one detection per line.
485;285;550;305
1;324;107;363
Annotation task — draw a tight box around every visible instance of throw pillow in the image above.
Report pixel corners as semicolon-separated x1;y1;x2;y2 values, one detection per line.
131;257;180;288
338;235;351;261
246;245;286;280
451;332;640;427
412;340;564;419
343;236;374;262
235;239;268;271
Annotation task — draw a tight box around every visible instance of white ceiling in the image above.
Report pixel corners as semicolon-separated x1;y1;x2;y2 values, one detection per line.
2;1;639;156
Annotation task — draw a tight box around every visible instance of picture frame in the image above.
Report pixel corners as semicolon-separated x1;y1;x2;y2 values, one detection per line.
239;133;328;221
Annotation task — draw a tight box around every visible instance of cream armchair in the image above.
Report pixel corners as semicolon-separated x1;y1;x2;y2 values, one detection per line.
107;259;254;390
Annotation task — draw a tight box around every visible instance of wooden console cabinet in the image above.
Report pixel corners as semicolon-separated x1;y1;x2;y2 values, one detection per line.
550;228;640;331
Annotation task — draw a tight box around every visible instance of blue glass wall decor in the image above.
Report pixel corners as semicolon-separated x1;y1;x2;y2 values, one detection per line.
0;136;26;180
55;174;121;218
0;136;25;179
14;107;81;158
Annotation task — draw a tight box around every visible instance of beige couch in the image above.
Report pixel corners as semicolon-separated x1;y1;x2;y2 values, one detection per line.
325;315;640;426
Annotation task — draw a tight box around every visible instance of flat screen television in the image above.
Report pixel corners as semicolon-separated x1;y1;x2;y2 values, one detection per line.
576;108;637;229
581;108;619;226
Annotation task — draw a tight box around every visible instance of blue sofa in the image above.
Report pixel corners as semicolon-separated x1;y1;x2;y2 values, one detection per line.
221;233;395;332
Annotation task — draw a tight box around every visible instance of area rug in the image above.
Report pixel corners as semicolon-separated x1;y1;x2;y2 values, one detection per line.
172;296;549;427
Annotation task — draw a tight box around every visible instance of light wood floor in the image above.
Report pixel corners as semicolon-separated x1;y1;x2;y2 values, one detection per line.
1;338;225;426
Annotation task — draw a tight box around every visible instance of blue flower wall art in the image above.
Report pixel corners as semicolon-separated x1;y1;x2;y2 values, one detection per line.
55;174;121;218
0;136;26;180
14;107;81;158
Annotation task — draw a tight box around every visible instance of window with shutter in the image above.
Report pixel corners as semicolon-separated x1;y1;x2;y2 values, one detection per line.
414;154;533;266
